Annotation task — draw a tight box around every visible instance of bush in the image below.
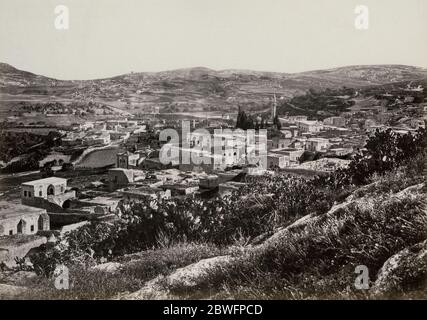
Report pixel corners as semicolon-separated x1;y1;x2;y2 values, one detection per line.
28;125;426;299
186;178;427;299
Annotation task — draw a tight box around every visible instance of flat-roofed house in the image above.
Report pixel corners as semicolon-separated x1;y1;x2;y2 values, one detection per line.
323;117;346;127
116;151;145;169
271;136;292;149
119;187;171;203
0;201;49;236
271;148;305;164
267;153;290;169
328;147;353;156
22;177;67;203
306;138;330;152
297;120;323;133
21;177;76;210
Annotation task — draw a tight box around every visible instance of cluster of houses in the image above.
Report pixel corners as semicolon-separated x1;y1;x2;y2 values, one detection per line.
62;118;147;147
2;88;425;267
0;176;120;266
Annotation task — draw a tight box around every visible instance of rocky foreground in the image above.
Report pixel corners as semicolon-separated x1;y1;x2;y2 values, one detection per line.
0;177;425;300
117;182;426;299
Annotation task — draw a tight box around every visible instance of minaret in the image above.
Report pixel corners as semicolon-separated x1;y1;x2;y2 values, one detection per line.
271;94;277;119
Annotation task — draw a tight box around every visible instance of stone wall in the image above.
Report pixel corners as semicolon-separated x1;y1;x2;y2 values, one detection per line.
0;236;47;267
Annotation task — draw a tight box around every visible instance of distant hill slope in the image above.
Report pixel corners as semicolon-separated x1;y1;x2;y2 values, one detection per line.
299;64;427;86
1;63;426;113
0;63;59;88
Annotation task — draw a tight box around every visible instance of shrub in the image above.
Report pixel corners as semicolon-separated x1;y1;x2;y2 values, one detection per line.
186;179;427;299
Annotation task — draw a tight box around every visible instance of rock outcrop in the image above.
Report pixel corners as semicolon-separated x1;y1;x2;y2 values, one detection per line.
372;240;427;296
119;255;233;300
118;182;426;299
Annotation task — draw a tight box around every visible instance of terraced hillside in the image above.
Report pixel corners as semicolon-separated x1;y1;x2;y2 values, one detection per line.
1;63;426;115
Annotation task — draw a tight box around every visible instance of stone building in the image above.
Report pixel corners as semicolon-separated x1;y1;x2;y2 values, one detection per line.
109;168;137;191
297;120;323;133
271;148;305;164
0;201;49;236
267;153;290;169
306;138;330;152
119;187;171;202
323;116;346;127
21;177;76;210
116;151;144;169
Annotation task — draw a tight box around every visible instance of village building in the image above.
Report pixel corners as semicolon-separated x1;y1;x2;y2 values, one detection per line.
267;153;290;169
83;132;111;146
271;148;305;164
76;196;121;215
62;131;85;147
79;121;95;131
305;138;330;152
106;119;138;130
243;165;266;176
178;153;226;173
280;115;308;123
116;151;145;169
21;177;76;210
280;130;293;138
271;136;293;149
297;120;323;133
108;168;147;191
0;201;50;236
143;157;179;171
160;183;199;198
109;131;131;141
323;117;346;127
93;121;107;131
327;147;353;157
119;186;171;202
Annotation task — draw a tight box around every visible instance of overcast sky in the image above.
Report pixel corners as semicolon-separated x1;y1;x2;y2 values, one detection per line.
0;0;426;80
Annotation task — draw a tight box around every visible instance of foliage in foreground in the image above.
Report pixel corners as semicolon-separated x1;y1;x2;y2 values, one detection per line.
167;177;427;299
26;126;426;299
22;243;221;300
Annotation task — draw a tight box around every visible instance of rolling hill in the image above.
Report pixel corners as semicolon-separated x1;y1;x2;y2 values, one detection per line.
0;63;426;114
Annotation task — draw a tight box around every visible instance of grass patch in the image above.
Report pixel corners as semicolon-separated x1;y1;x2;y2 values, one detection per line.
18;242;222;300
166;177;427;299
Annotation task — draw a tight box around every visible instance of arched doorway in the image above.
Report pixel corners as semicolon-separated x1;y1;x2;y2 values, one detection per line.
62;199;72;209
47;184;55;195
38;215;45;231
17;219;26;234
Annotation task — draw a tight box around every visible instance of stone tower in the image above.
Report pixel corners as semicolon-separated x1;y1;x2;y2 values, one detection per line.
271;94;277;119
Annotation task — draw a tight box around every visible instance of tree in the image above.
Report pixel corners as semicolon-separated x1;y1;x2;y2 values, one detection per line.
236;107;254;130
273;115;282;130
41;164;54;177
255;119;260;130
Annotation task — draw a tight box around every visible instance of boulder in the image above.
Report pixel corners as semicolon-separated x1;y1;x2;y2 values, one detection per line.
92;262;123;273
118;255;233;300
372;240;427;296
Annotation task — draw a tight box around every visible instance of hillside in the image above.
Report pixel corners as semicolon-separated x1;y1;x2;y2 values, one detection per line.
0;127;425;299
2;169;425;300
120;181;426;300
0;63;62;88
1;63;426;115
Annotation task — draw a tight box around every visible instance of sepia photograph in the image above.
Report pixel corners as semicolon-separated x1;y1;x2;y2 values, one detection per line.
0;0;426;308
